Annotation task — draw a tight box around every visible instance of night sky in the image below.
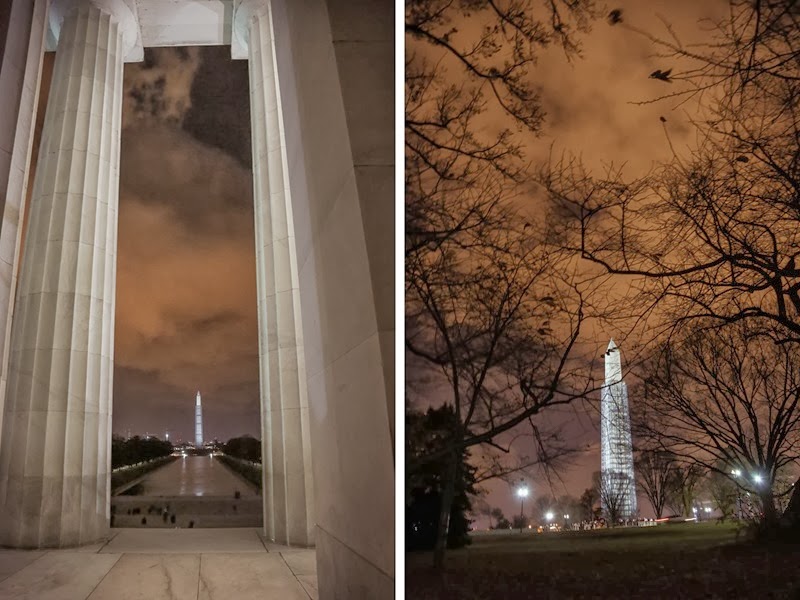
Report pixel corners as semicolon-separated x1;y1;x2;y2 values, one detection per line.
407;0;730;525
113;46;257;444
33;46;259;445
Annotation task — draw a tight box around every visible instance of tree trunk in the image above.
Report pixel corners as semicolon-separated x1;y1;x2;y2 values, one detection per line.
432;448;459;569
760;489;778;527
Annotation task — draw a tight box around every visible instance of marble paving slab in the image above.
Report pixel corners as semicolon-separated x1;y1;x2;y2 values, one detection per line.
0;530;318;599
0;551;47;583
102;528;267;554
87;554;200;600
282;551;316;576
0;552;120;600
197;553;309;600
297;574;319;600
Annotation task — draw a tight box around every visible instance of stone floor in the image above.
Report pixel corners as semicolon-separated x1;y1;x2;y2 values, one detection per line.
0;528;317;600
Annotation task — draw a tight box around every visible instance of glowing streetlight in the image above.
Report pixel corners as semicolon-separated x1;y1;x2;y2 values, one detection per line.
516;485;530;531
752;473;763;485
545;511;554;522
730;469;743;519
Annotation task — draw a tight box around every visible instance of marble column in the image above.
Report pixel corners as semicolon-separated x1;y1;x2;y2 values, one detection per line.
235;0;315;546
0;0;137;548
0;0;48;449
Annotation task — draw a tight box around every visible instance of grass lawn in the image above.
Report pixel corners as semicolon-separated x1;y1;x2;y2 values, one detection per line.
406;523;800;599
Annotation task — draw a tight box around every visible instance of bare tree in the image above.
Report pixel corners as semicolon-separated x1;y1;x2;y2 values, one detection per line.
579;486;600;521
704;467;738;521
539;0;800;531
540;1;800;343
406;0;597;260
407;198;594;565
635;448;680;519
665;463;704;518
639;321;800;527
595;469;634;525
405;0;604;568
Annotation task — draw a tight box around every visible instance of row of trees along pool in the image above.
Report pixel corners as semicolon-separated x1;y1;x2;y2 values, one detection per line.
111;435;173;469
109;434;264;469
222;435;261;463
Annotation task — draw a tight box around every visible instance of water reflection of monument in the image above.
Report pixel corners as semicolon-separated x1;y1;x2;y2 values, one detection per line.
195;391;203;447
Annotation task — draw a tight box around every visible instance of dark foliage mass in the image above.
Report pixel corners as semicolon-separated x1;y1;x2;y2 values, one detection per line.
407;406;476;551
222;434;262;463
217;454;262;492
111;435;173;470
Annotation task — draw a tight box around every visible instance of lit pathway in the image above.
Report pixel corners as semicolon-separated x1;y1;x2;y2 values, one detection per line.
0;529;317;600
139;456;258;497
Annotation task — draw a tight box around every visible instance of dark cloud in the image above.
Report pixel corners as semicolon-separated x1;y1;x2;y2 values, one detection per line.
113;47;257;443
184;46;252;169
119;125;252;237
123;47;202;128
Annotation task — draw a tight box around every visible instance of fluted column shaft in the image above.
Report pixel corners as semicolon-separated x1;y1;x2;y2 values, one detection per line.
0;2;124;547
246;3;315;546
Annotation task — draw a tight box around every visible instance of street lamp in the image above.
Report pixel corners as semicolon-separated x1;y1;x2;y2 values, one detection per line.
752;473;763;485
731;468;743;519
545;511;554;523
516;485;529;531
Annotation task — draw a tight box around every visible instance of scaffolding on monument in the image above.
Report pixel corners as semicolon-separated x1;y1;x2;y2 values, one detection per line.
600;340;637;520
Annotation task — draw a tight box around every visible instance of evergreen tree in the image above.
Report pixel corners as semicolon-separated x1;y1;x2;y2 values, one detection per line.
406;406;476;551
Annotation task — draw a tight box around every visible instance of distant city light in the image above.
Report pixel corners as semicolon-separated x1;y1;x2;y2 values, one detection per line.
731;468;741;477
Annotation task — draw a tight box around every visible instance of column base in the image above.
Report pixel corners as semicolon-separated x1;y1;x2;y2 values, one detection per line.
0;474;109;549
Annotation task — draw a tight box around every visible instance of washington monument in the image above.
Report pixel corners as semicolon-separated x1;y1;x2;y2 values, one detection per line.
600;340;637;519
195;391;203;448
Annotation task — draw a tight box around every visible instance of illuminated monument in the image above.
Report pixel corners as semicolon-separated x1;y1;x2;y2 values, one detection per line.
0;0;394;596
600;339;637;518
195;391;203;447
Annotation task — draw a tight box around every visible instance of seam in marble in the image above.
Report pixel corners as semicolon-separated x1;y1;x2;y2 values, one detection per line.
195;553;203;600
317;524;393;580
257;530;270;553
95;530;118;553
0;550;50;584
83;552;122;599
278;552;313;600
